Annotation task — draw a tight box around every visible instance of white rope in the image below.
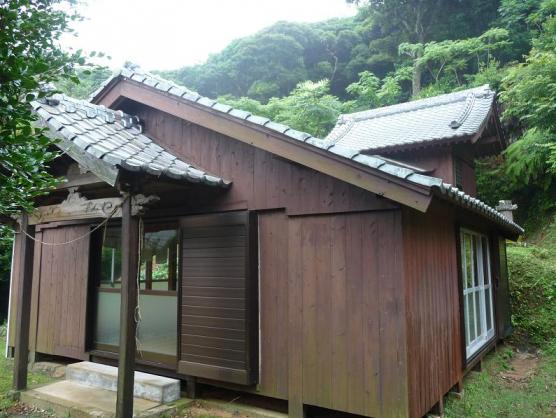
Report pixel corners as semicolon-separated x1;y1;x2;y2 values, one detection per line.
16;197;126;246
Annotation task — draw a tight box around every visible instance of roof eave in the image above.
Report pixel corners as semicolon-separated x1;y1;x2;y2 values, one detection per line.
432;185;523;239
93;76;436;213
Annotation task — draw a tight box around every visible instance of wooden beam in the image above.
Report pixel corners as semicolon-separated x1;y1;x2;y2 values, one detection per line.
12;213;35;391
99;80;433;213
56;172;106;190
116;195;139;418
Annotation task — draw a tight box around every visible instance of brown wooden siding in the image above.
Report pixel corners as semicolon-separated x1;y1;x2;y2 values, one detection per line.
123;102;396;216
258;211;289;399
33;225;90;359
288;211;408;417
402;204;463;418
388;148;454;184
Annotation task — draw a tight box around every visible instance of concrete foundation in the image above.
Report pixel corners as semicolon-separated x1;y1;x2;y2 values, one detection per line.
66;361;180;403
21;380;179;418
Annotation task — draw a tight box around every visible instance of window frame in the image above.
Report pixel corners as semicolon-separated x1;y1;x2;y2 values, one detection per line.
460;228;496;360
90;219;181;367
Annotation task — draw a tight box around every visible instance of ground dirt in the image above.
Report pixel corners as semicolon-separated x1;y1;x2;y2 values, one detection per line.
499;351;541;388
0;402;57;418
179;401;253;418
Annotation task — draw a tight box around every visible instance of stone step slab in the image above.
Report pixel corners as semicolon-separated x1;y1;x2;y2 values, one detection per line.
66;361;180;403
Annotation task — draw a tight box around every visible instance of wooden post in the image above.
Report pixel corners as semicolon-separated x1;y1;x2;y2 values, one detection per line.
116;195;139;418
430;397;445;417
13;213;35;391
145;259;153;290
185;376;198;399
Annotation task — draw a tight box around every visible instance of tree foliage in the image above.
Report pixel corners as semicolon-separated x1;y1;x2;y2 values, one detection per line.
56;65;112;99
160;1;498;102
0;0;83;217
220;80;346;138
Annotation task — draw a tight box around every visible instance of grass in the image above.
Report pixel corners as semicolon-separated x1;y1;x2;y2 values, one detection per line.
0;329;57;417
445;343;556;417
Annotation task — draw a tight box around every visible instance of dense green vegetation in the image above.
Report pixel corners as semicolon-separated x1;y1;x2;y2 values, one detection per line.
508;244;556;347
0;0;88;321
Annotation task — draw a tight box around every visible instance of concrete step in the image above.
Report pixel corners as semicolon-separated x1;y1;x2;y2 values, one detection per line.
21;380;180;418
66;361;180;403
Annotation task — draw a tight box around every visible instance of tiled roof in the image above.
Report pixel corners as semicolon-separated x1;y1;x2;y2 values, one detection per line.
325;85;495;153
32;94;229;188
91;68;522;235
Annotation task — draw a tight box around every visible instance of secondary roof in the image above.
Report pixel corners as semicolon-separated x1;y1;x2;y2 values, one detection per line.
326;85;499;154
32;95;228;188
89;68;522;236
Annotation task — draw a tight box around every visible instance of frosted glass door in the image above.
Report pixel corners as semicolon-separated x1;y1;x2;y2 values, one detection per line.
93;224;179;365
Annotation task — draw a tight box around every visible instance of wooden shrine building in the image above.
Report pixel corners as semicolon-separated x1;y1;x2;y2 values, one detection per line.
7;69;522;418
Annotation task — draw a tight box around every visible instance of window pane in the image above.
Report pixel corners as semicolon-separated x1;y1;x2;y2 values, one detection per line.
139;228;178;292
482;236;491;286
464;292;470;345
472;236;480;287
485;288;493;331
468;293;476;342
95;291;121;346
137;294;177;357
475;291;483;337
100;227;122;288
465;234;473;288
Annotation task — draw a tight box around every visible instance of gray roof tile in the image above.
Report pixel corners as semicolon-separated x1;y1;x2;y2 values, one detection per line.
326;85;495;153
32;94;229;188
264;121;289;133
228;108;251;120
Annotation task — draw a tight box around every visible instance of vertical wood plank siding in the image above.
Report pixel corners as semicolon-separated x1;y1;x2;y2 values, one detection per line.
123;103;395;216
258;212;289;399
34;225;90;359
402;205;463;418
287;211;408;417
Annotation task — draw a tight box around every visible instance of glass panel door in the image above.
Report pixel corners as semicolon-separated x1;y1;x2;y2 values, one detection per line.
93;223;179;366
460;229;495;359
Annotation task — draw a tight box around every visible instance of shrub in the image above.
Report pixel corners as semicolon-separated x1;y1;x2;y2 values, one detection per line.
507;244;556;347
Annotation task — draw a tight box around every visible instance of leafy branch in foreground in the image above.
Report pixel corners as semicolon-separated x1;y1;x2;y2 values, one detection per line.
0;0;84;216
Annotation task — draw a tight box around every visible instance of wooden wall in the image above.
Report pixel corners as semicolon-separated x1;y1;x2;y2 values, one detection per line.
258;211;289;399
387;148;454;185
34;225;90;359
123;101;396;216
402;204;463;418
9;224;90;360
258;210;408;417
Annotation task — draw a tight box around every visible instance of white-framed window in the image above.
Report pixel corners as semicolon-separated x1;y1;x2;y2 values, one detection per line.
460;229;495;359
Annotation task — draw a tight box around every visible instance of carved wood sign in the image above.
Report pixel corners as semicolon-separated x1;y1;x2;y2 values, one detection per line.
29;189;158;225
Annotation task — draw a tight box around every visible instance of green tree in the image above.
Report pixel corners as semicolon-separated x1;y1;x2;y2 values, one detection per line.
349;0;501;95
501;0;556;174
346;69;407;110
400;28;510;98
1;0;83;217
56;65;112;99
220;80;345;138
268;80;345;137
